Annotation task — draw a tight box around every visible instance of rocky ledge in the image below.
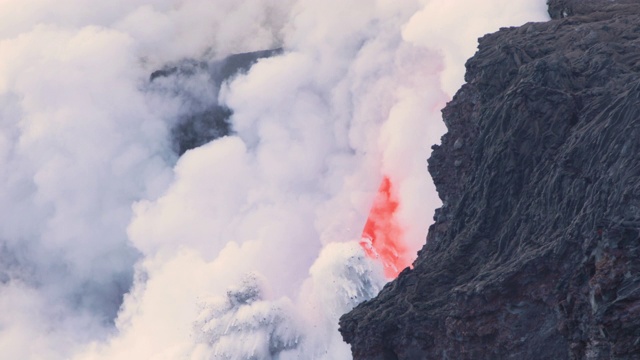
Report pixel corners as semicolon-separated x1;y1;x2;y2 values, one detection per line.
340;1;640;359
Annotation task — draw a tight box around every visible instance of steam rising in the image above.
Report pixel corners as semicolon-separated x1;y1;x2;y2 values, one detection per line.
0;1;547;359
193;273;302;359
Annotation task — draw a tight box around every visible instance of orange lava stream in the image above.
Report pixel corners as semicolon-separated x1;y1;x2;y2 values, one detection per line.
359;176;410;278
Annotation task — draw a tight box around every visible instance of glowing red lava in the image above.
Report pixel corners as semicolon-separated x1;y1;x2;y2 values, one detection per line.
359;176;410;278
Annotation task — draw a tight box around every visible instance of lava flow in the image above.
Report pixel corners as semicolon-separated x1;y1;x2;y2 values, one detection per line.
359;176;409;278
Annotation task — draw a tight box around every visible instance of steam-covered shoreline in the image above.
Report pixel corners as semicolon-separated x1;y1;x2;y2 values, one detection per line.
0;1;547;358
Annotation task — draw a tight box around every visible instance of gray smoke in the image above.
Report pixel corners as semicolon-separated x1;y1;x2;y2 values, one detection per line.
192;274;302;359
0;1;548;359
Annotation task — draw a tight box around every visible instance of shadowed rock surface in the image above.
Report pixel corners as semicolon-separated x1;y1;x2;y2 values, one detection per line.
547;0;639;19
340;1;640;359
150;49;281;155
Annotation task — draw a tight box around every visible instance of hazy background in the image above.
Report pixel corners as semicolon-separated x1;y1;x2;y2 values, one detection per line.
0;1;548;358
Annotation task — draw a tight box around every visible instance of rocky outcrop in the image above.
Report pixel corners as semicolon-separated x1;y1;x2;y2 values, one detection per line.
547;0;639;19
340;1;640;359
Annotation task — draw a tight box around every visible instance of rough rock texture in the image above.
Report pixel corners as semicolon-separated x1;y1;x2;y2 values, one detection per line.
547;0;639;19
340;1;640;359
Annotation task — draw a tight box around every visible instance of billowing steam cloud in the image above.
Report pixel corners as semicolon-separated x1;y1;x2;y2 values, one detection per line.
0;1;547;359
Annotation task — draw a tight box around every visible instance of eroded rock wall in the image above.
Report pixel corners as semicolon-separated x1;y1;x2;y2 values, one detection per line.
340;1;640;359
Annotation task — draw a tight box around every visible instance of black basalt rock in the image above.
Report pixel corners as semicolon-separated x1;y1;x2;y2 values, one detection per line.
547;0;640;19
340;2;640;359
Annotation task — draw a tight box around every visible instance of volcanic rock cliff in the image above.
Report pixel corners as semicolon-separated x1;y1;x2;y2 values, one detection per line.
340;1;640;359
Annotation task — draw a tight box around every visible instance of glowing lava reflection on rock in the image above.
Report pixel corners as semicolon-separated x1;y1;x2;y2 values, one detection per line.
359;176;410;278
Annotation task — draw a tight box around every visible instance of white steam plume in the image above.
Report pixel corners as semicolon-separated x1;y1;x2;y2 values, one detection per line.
0;1;548;359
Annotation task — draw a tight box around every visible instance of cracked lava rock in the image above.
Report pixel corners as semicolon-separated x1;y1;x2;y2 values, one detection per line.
339;1;640;358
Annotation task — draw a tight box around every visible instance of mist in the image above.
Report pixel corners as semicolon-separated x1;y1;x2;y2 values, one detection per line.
0;1;548;359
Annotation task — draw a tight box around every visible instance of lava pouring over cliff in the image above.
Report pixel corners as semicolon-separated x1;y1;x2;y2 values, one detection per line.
360;176;410;278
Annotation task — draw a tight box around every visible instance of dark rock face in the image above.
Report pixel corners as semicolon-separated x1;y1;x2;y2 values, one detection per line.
340;2;640;359
547;0;639;19
150;49;281;155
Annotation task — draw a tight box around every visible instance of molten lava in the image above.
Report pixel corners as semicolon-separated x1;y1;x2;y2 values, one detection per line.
359;176;409;278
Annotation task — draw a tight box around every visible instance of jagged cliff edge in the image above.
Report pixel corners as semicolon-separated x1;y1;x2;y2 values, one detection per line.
340;1;640;358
